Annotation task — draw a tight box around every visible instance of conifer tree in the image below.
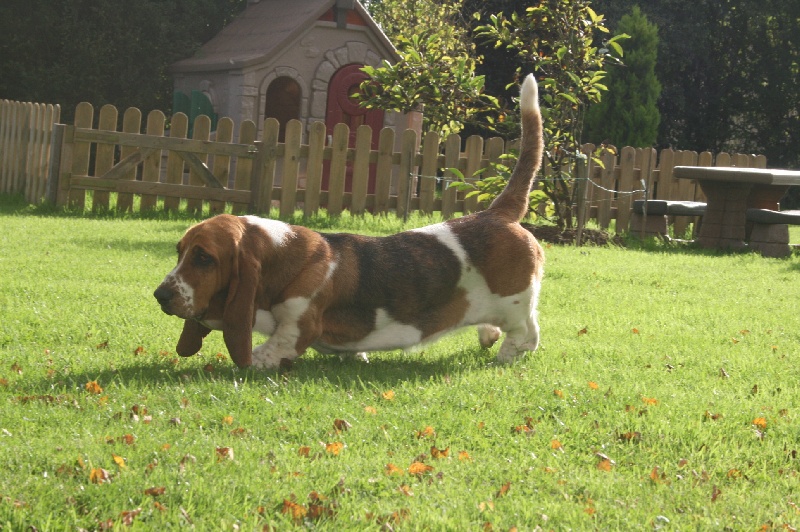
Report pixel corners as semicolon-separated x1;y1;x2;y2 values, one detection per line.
584;6;661;148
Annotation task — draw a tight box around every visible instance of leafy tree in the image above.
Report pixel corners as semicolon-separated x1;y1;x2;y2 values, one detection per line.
722;0;800;169
474;0;626;228
358;0;497;135
591;0;799;170
0;0;247;124
584;6;661;148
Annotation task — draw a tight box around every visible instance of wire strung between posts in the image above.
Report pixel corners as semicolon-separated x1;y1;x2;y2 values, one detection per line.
411;173;600;188
409;172;648;198
585;177;647;197
403;172;651;234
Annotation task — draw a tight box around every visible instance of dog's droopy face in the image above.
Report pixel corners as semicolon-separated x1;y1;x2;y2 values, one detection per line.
153;217;243;321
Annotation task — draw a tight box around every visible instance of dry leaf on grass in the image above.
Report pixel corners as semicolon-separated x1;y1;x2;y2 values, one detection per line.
495;482;511;498
386;463;404;476
333;419;351;432
281;499;307;521
619;431;641;442
595;453;615;472
85;380;103;395
325;442;343;456
215;447;234;461
415;426;436;439
408;462;434;476
120;508;142;526
430;446;449;459
89;467;111;484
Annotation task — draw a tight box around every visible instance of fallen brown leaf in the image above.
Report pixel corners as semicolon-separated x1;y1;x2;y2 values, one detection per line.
120;508;142;526
408;462;433;476
495;482;511;498
325;442;343;455
85;380;103;395
215;447;234;461
333;419;351;432
431;446;450;459
89;467;111;484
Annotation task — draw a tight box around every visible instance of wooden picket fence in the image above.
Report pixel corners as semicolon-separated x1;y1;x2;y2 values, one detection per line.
52;102;510;219
0;99;767;235
0;100;61;203
580;144;766;235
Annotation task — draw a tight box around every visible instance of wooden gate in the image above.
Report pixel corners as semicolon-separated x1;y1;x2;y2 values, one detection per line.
56;103;261;214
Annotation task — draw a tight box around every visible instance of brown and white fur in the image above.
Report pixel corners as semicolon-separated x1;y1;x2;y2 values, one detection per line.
154;74;544;369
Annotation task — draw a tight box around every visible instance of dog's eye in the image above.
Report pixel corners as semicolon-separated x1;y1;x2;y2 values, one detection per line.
192;248;215;268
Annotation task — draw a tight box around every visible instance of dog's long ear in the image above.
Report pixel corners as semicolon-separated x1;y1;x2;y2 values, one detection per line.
176;319;211;357
222;237;259;368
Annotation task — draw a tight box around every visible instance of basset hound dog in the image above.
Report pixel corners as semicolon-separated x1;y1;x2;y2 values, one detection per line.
154;74;544;369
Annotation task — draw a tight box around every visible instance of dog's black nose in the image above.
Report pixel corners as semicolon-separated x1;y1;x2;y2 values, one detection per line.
153;286;173;306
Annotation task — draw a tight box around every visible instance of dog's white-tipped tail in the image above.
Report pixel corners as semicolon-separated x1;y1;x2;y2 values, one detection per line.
488;74;544;221
520;73;539;115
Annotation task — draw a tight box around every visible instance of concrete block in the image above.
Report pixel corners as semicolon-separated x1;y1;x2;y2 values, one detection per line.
629;213;668;236
749;223;790;244
750;241;792;258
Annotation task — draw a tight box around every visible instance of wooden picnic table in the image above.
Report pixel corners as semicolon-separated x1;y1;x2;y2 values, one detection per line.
673;166;800;250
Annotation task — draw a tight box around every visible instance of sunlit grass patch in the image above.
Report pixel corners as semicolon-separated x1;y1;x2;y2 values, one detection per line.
1;197;799;529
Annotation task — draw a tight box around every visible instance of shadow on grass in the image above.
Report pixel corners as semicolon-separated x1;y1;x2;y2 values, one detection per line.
622;233;800;259
0;192;409;231
22;346;499;395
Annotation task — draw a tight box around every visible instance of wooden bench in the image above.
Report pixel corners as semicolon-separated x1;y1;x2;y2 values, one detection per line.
630;200;707;237
746;208;800;258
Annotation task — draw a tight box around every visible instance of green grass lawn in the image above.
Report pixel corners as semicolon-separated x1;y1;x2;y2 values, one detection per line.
1;195;799;530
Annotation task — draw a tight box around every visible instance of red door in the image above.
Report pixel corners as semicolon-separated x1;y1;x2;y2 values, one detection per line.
323;64;384;193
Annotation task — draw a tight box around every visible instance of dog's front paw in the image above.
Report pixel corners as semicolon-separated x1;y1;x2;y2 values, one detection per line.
251;345;285;370
496;337;539;364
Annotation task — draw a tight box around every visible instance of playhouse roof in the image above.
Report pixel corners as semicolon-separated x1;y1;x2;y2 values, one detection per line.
170;0;396;73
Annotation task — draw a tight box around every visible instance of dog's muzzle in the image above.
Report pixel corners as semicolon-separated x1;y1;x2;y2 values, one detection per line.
153;286;175;315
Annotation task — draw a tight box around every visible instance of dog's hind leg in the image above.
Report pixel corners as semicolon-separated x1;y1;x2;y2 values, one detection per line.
338;351;370;363
495;312;540;364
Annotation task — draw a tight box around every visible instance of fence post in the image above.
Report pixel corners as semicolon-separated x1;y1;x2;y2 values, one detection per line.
55;124;76;207
397;129;417;222
574;154;589;246
258;118;280;215
249;141;266;214
373;127;394;214
45;123;65;205
303;121;326;217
